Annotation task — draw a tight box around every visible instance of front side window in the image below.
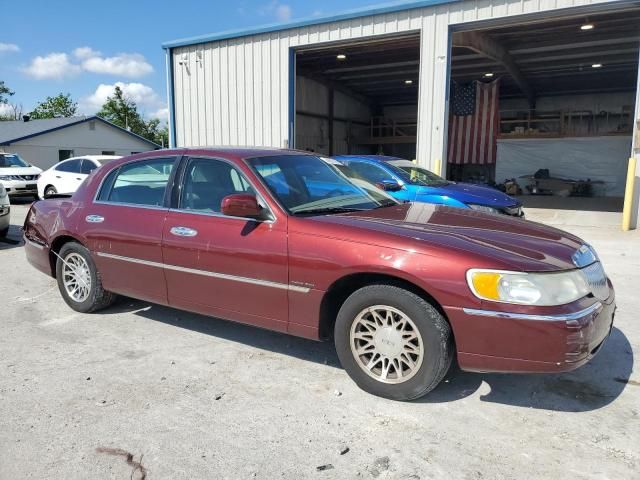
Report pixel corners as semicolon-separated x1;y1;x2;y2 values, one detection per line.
180;158;253;213
346;161;397;185
249;155;397;214
98;157;175;206
388;161;449;187
56;159;82;173
0;153;30;168
80;160;99;174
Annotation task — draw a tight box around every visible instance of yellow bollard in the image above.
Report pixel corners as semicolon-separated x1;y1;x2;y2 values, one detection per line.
433;158;442;177
622;156;637;231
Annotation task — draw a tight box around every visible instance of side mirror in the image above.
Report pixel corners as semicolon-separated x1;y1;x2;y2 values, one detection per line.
375;180;403;192
221;194;266;220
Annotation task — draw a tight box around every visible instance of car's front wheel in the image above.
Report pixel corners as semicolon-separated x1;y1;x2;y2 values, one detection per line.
56;242;116;313
335;284;453;401
44;185;57;198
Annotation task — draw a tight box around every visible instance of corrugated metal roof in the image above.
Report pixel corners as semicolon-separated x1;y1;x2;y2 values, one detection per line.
0;115;160;147
162;0;461;49
0;117;88;144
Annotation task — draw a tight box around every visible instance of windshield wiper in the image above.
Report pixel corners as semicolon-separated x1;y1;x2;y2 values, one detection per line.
294;207;364;215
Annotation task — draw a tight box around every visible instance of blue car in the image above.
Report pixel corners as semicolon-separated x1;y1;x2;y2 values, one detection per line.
333;155;523;217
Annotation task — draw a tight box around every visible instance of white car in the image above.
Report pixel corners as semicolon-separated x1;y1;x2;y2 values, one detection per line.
37;155;121;199
0;152;43;199
0;182;9;238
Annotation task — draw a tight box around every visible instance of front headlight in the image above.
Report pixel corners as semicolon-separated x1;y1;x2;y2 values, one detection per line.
0;175;11;181
467;269;590;306
468;204;499;214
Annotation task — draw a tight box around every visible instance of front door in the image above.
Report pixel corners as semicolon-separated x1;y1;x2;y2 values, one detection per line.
82;156;178;304
161;156;289;331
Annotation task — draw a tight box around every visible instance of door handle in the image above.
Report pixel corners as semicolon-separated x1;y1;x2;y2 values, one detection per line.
86;215;104;223
170;226;198;237
76;177;82;180
55;175;61;179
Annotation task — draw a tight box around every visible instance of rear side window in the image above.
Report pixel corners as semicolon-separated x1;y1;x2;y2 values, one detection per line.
97;157;176;207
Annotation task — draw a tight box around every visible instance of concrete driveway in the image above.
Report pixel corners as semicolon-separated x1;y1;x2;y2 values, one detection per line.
1;202;638;480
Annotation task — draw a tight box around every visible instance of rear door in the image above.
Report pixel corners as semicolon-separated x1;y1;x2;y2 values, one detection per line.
161;156;289;331
82;156;178;304
55;159;83;193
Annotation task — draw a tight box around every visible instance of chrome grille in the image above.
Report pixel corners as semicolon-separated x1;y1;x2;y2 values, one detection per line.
582;262;609;301
4;174;37;181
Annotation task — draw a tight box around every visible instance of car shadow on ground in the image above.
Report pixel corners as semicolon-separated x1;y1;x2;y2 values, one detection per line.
0;224;25;250
105;298;634;412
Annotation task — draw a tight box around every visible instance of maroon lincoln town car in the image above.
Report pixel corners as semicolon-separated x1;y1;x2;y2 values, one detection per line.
24;148;615;400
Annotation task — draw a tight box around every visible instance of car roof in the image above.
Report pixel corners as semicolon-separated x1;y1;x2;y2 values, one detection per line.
333;155;403;163
61;155;122;163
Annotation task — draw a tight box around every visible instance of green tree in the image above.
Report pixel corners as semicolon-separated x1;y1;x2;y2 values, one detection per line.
0;80;13;104
97;86;165;145
30;93;78;119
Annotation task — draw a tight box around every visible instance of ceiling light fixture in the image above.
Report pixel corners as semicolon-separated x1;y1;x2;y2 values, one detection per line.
405;79;413;84
336;54;347;60
591;63;602;68
484;72;494;78
580;23;594;30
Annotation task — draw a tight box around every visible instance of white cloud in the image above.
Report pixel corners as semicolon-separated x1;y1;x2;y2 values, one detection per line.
260;1;292;21
0;103;14;116
0;43;20;54
81;53;153;78
23;47;153;80
22;53;82;80
149;107;169;121
73;46;101;60
275;4;292;21
81;82;166;120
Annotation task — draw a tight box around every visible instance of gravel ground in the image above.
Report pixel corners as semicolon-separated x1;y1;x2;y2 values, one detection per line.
1;202;638;480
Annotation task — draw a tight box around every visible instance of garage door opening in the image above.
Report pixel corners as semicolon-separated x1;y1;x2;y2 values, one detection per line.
293;33;420;158
447;8;640;219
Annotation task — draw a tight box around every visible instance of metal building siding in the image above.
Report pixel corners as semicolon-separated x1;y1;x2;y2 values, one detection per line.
170;0;612;168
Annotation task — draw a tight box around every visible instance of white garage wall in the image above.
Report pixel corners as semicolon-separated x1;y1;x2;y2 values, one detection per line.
170;0;617;173
9;121;156;170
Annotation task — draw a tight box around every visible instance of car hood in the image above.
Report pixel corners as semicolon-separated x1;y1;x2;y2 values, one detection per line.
311;203;584;272
415;182;517;207
0;166;43;176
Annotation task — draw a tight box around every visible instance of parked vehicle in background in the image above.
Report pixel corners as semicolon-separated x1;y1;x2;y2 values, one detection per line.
334;155;524;216
0;152;42;200
24;148;614;401
0;183;9;238
37;155;120;199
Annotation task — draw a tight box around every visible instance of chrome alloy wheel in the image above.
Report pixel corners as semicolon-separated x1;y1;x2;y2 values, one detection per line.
349;305;424;384
62;252;92;303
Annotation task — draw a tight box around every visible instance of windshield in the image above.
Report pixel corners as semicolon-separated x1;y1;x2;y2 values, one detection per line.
387;161;449;187
248;155;398;215
0;153;30;168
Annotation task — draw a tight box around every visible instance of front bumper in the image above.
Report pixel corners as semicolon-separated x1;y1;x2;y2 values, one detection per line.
0;204;9;231
2;180;38;197
445;289;615;373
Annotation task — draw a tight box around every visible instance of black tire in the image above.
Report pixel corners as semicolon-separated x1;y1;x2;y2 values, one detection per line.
55;242;116;313
334;284;453;401
0;226;8;238
44;186;57;198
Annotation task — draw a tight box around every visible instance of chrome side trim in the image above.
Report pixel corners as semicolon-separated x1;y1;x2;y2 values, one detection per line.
462;302;602;322
96;252;310;293
24;237;45;250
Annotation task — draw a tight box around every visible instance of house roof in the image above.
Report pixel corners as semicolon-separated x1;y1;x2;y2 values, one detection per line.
162;0;461;49
0;115;160;148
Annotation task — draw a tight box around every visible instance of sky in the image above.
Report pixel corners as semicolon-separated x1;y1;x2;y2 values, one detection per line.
0;0;389;122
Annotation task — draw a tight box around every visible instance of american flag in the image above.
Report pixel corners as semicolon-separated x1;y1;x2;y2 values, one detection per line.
447;79;500;165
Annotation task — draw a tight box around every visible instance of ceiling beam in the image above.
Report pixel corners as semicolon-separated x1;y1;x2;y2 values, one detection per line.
454;31;536;107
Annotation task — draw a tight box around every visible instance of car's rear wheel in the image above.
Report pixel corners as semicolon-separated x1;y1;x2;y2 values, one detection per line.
335;284;453;401
56;242;116;313
44;185;57;198
0;226;8;238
